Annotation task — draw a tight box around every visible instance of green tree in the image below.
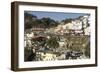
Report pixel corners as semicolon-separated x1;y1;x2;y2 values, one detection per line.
84;42;90;58
46;37;59;51
62;18;73;24
24;12;37;29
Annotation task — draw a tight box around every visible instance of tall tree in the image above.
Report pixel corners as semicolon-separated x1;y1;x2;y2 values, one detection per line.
24;12;37;29
46;37;59;51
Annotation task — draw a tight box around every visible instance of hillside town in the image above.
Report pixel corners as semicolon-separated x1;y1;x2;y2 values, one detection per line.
24;12;90;61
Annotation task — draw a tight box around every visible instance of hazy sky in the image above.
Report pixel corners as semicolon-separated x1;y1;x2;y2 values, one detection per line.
25;11;88;22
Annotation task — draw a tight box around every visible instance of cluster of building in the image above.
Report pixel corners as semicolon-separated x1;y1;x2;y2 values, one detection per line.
24;14;90;61
54;14;90;35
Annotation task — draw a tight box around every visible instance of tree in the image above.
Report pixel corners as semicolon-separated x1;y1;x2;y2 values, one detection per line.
84;42;90;58
24;12;37;29
24;47;36;61
82;21;85;35
46;37;59;51
62;18;73;24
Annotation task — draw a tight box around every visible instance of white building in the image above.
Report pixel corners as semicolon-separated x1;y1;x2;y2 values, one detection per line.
54;14;90;35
